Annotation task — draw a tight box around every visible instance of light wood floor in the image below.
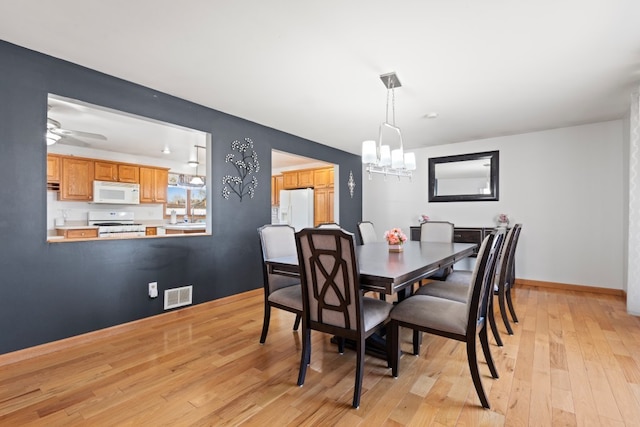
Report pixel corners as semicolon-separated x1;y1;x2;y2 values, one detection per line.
1;285;640;426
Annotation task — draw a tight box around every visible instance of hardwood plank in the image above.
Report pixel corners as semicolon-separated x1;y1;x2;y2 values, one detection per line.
552;407;578;426
1;285;640;425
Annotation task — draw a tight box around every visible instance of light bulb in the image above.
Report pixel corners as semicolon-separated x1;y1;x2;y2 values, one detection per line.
361;140;377;164
379;145;391;166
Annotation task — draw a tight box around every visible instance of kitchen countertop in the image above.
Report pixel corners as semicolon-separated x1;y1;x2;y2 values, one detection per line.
55;225;99;230
163;223;206;230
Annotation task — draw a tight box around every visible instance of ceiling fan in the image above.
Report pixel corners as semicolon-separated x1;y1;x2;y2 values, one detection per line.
46;116;107;147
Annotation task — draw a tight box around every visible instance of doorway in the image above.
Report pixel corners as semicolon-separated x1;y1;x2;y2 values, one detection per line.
271;150;338;229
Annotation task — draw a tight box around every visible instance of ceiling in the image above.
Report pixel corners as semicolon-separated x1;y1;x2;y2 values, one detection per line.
47;95;209;170
2;1;639;158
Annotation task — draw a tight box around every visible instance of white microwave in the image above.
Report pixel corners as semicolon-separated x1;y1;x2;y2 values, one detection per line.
93;180;140;204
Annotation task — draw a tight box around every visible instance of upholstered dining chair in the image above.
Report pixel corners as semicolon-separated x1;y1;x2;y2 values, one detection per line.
414;227;509;346
357;221;378;245
428;224;522;336
317;222;341;228
420;221;455;281
257;224;303;344
420;220;455;243
295;228;393;408
388;231;503;409
356;220;386;301
500;224;522;333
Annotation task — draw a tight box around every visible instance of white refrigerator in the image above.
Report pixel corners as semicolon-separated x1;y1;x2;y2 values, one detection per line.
279;188;314;231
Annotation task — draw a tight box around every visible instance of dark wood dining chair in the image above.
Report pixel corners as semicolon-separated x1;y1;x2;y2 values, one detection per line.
430;224;522;335
388;231;503;409
257;224;303;344
357;221;378;244
420;221;455;281
500;224;522;333
295;228;393;408
414;227;511;346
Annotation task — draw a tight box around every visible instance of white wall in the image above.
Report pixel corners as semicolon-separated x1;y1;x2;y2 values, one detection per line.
626;89;640;314
363;120;624;289
623;110;630;294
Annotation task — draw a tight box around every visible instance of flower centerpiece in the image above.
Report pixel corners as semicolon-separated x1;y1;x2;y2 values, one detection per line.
496;213;510;226
384;227;407;252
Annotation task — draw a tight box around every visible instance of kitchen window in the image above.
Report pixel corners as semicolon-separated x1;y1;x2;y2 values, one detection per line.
166;186;206;221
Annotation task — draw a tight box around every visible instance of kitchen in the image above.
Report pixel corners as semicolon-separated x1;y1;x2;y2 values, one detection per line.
46;95;210;241
270;150;338;230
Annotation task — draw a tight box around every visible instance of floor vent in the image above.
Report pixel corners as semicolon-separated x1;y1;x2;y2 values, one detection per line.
164;285;193;310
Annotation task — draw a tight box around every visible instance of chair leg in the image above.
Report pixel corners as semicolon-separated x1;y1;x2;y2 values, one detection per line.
386;324;393;369
337;337;345;354
259;304;271;344
293;313;301;331
297;326;311;386
480;324;499;379
498;285;514;335
390;320;400;378
506;286;519;323
353;336;365;408
412;330;422;355
378;292;386;301
488;294;503;347
466;336;491;409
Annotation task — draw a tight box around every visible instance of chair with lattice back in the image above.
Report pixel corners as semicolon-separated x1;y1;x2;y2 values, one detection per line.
295;227;393;408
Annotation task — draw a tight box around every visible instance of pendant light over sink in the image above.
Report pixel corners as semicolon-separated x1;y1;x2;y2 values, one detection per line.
189;145;205;186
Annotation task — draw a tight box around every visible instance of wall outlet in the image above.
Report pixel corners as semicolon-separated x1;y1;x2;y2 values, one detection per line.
148;282;158;298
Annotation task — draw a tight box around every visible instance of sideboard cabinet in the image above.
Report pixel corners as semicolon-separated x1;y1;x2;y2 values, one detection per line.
409;226;496;256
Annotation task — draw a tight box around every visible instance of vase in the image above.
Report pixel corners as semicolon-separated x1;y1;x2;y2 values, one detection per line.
388;244;403;252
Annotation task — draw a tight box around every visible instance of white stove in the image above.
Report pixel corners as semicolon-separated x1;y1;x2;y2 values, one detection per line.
88;211;146;238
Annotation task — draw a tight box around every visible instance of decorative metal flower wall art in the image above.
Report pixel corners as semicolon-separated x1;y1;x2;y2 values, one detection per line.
222;137;260;201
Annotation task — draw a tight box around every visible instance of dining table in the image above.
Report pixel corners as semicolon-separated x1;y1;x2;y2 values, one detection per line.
265;240;477;299
265;240;477;358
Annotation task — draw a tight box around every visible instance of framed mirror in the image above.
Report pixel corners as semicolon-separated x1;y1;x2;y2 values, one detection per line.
428;150;499;202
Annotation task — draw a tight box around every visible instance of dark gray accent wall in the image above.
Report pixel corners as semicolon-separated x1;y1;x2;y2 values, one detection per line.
0;41;362;355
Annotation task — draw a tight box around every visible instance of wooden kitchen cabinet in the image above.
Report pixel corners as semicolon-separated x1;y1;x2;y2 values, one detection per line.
95;161;139;183
271;175;284;205
140;167;168;203
57;228;99;239
297;169;314;187
118;164;139;183
314;186;334;226
283;168;321;189
94;161;119;181
60;157;94;201
313;167;334;225
282;171;298;189
47;154;61;183
145;227;158;236
313;167;333;188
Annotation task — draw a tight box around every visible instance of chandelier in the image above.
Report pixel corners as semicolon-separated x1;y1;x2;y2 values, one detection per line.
362;72;416;179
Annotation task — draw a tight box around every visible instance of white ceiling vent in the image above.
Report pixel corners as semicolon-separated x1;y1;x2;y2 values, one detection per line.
164;285;193;310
